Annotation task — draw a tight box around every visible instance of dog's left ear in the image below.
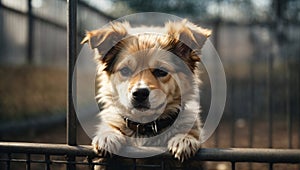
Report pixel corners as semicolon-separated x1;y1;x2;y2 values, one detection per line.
165;20;211;72
166;19;211;50
81;22;129;58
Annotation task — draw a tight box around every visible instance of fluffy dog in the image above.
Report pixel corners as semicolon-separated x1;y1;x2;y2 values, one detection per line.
81;19;211;168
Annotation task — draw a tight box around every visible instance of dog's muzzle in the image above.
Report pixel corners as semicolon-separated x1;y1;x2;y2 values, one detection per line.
132;88;150;110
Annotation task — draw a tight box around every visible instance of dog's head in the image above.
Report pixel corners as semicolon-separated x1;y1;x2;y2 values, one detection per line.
82;20;211;122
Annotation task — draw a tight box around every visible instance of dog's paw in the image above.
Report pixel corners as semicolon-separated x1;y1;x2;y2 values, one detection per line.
168;134;200;162
92;132;126;157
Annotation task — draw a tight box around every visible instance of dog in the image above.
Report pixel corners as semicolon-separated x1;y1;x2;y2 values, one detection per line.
81;19;211;169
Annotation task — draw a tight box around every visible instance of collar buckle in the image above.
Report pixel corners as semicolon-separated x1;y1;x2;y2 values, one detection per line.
151;121;158;135
125;117;129;128
136;124;140;136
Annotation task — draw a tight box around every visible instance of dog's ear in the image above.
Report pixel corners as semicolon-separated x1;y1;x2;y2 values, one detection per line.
166;19;211;50
81;22;129;58
166;20;211;71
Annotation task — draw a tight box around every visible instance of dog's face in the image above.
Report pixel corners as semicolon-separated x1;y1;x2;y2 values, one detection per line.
111;42;179;120
82;20;211;122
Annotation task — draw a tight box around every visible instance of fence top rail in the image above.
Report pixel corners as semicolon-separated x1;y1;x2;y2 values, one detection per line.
0;142;300;163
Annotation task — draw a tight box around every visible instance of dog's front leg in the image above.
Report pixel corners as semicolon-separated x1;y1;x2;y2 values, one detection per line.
92;124;126;156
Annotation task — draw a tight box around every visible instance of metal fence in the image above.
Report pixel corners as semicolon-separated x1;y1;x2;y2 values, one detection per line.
0;0;300;170
0;142;300;170
0;0;112;66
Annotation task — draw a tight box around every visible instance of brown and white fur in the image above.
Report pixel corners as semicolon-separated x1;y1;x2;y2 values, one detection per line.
81;19;211;165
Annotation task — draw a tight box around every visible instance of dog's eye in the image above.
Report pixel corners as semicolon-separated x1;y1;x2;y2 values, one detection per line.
153;68;168;77
119;67;132;77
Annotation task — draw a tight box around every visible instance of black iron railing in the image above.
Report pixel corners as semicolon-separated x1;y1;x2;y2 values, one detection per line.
1;142;300;170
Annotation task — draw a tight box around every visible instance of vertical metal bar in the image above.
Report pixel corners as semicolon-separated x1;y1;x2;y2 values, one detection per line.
231;162;235;170
0;0;5;55
231;76;236;147
285;55;293;148
6;153;11;170
285;53;292;148
45;154;50;170
27;0;34;64
248;52;255;170
249;57;254;147
275;0;292;149
67;0;77;149
26;154;30;170
213;0;221;148
67;0;77;169
269;163;273;170
160;159;165;170
87;156;94;170
248;28;256;169
213;19;220;148
298;67;300;170
66;155;76;170
266;52;273;148
132;159;136;170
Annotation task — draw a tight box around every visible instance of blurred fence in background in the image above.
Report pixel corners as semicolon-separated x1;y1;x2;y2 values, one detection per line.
0;0;112;67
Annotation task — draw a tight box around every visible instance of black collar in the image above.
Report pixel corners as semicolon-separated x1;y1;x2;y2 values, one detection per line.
123;110;179;136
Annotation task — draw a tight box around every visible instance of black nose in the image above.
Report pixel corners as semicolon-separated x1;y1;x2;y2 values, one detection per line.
132;88;149;102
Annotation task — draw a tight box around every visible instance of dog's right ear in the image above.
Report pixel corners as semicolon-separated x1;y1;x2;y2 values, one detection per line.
81;22;129;58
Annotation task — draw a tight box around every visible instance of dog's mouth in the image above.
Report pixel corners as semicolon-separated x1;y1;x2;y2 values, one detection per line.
132;102;165;112
133;103;150;111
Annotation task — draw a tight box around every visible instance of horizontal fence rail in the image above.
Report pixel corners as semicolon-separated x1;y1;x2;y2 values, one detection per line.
1;142;300;164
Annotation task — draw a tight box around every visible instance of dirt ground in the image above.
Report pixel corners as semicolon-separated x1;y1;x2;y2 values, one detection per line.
0;66;67;121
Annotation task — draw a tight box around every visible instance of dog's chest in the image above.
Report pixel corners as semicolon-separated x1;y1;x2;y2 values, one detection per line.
127;134;168;147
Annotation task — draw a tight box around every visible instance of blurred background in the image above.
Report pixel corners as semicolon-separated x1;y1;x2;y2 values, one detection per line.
0;0;299;169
